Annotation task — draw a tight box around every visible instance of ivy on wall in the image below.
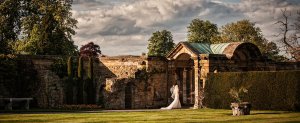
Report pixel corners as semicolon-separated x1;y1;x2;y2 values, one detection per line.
0;54;39;98
50;56;96;104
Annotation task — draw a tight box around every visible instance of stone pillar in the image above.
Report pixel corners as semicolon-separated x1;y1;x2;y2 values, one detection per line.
193;58;200;109
189;68;194;104
167;60;176;104
182;68;187;104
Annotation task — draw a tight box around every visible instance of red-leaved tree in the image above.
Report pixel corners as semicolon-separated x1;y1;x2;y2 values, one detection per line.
79;42;101;57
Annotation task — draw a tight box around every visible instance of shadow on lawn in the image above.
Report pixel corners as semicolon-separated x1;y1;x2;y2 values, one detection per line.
1;116;89;123
0;109;105;114
251;111;292;115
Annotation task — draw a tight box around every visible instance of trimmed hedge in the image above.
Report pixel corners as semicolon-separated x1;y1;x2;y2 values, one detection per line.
204;71;300;111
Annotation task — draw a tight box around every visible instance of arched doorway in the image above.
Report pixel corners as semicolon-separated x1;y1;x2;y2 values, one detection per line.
125;83;132;109
174;53;195;106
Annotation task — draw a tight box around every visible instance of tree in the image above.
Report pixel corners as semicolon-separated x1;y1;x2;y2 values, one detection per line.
0;0;78;55
275;9;300;61
187;19;218;43
215;19;284;61
79;42;101;57
147;30;175;56
0;0;22;53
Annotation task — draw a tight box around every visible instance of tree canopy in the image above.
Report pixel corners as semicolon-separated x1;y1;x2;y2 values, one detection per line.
147;30;175;56
0;0;22;53
187;19;218;43
79;42;101;57
214;19;284;61
0;0;78;55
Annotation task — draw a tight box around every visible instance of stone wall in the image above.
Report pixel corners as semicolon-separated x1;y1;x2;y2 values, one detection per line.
0;55;66;108
2;54;297;109
22;56;65;108
0;55;169;109
99;56;168;109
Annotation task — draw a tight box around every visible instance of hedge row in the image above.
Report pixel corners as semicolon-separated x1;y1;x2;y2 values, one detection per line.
204;71;300;111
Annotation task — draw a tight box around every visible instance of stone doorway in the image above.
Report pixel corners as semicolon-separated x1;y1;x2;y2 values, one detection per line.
176;67;195;106
125;83;132;109
173;53;195;106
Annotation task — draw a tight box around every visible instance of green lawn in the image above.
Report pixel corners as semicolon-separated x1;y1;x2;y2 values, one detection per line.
0;109;299;123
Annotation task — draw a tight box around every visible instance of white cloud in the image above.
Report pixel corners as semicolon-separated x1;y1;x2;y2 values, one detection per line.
226;0;300;41
71;0;299;56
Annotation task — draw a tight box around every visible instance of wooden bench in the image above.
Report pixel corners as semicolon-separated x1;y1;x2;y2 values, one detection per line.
0;98;33;110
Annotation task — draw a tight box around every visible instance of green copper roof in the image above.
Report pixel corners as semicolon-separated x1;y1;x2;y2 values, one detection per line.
188;43;213;54
186;42;231;54
210;43;231;54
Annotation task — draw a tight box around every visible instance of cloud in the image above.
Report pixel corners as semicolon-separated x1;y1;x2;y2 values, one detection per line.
226;0;300;40
71;0;299;56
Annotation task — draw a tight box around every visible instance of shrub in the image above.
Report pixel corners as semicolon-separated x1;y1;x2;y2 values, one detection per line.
50;57;68;78
67;56;73;77
77;56;84;104
204;71;300;111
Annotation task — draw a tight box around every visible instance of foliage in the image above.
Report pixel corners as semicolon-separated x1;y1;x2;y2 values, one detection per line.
67;56;73;77
0;0;22;54
77;56;83;104
50;57;68;78
50;56;78;104
50;56;98;104
87;57;93;79
0;54;39;97
275;9;300;61
147;30;175;56
135;68;150;81
77;56;83;79
187;19;218;43
204;71;300;111
80;42;101;57
86;57;95;104
228;86;249;103
214;19;285;61
0;0;78;55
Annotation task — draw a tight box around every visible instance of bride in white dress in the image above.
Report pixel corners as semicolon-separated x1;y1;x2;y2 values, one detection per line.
161;85;181;109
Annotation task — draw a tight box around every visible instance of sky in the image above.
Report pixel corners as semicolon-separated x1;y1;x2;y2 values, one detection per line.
71;0;300;56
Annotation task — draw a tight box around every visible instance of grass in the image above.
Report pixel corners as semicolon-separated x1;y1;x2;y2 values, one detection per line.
0;109;299;123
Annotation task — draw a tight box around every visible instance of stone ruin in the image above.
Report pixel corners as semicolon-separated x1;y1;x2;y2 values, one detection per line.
0;42;299;109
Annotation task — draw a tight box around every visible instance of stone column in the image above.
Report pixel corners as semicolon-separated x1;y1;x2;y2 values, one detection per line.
182;68;187;104
167;60;176;104
189;68;194;104
193;57;200;109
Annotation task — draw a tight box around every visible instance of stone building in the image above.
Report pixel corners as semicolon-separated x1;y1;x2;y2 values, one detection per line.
0;42;298;109
97;41;298;109
165;41;298;108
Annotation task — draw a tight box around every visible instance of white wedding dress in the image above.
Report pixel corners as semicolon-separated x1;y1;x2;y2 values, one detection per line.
161;85;181;109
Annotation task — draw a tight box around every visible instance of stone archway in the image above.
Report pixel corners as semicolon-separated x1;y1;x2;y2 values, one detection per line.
125;83;132;109
166;42;204;109
173;53;195;106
